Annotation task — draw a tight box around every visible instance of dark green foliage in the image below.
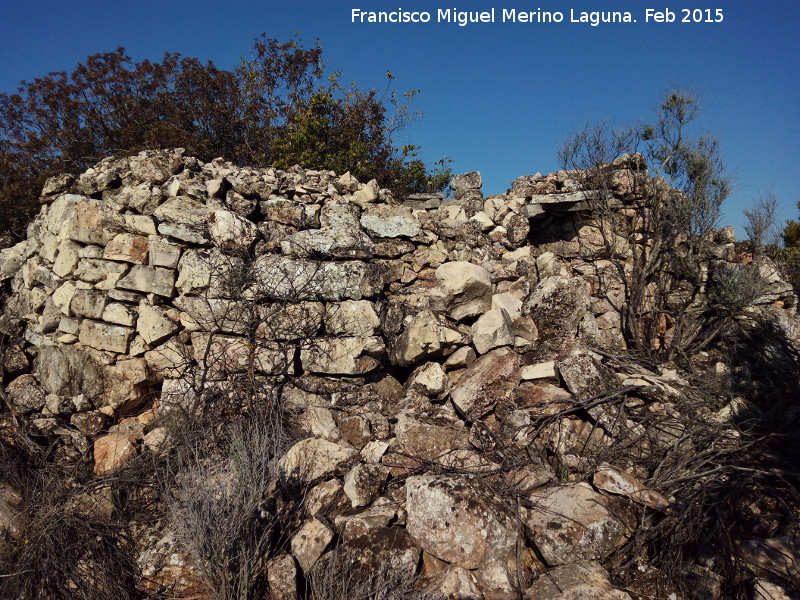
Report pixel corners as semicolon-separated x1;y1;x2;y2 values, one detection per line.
0;36;449;242
783;201;800;249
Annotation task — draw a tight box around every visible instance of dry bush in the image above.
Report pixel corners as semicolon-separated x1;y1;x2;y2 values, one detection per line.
309;545;445;600
158;404;301;600
0;430;139;599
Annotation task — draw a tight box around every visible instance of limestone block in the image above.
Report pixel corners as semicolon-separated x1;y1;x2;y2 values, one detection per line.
251;255;383;301
592;463;670;511
360;204;421;238
7;374;46;414
52;281;78;316
74;258;128;284
102;302;137;327
70;288;107;319
406;473;517;570
300;337;384;375
117;265;175;297
343;463;387;508
123;214;157;236
137;302;179;346
351;178;379;206
68;199;125;245
520;361;558;382
291;518;333;573
79;319;133;354
450;347;522;420
471;308;515;355
523;561;631;599
0;241;31;283
93;433;137;476
392;310;469;367
523;483;630;565
430;261;492;321
157;222;210;244
153;195;210;224
278;438;359;485
103;233;149;264
52;239;82;278
148;237;182;268
324;300;380;336
207;209;258;250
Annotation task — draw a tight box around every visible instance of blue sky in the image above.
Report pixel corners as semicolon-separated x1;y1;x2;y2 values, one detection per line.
1;0;798;236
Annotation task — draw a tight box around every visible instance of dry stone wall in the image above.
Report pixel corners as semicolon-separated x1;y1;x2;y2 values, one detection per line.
1;148;798;599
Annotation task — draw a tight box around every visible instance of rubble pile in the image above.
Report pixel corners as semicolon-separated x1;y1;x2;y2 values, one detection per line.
0;148;797;599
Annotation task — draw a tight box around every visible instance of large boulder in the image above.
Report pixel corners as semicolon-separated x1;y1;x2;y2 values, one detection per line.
391;310;470;366
278;438;359;485
524;560;631;599
523;483;631;566
450;347;522;420
406;473;517;570
430;261;492;321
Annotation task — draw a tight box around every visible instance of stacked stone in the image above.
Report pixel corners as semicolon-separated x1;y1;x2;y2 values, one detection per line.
0;148;797;600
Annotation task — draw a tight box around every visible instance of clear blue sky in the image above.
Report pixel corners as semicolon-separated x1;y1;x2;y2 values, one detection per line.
1;0;798;237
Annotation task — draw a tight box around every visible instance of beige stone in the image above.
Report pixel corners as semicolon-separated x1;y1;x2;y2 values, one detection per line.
343;463;387;508
79;319;133;354
70;288;107;319
53;239;82;278
524;483;630;565
68;199;125;245
153;195;210;224
74;258;128;284
324;300;380;336
148;236;182;268
300;336;384;375
103;233;149;264
430;261;492;321
207;209;258;249
450;347;522;420
592;463;670;511
102;302;137;326
123;214;157;236
94;433;137;476
360;204;421;237
521;361;558;382
392;310;469;366
278;438;359;485
291;518;333;573
406;473;517;570
117;265;175;297
471;308;515;355
137;302;179;346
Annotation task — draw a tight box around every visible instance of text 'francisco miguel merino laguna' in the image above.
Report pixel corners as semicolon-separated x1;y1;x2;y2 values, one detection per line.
351;8;725;26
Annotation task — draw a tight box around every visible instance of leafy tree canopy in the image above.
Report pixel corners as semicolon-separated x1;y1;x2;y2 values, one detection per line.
0;35;450;241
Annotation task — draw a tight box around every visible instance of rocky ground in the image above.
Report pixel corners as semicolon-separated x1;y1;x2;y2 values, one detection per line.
0;149;798;599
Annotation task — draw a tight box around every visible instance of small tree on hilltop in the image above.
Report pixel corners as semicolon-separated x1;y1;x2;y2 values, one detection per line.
560;89;732;357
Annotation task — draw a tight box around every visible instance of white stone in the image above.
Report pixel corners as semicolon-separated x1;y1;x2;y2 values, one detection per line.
360;205;421;238
430;261;492;321
137;302;179;345
278;438;359;485
520;361;558;382
207;210;258;249
324;300;380;336
52;239;82;278
102;302;137;327
471;308;515;355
